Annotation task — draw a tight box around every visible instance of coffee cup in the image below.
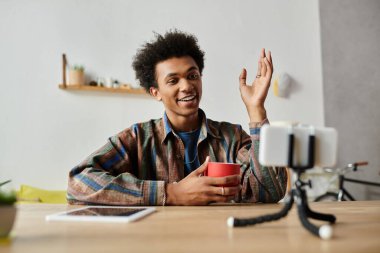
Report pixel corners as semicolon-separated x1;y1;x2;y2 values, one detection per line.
205;162;240;186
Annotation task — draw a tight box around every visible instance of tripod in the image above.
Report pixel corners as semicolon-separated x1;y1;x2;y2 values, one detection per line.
227;127;336;239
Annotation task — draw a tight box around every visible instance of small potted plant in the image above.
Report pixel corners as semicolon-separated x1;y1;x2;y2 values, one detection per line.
68;64;85;85
0;180;17;238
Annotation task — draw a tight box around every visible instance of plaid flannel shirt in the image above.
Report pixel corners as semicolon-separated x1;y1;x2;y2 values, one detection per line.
67;109;287;205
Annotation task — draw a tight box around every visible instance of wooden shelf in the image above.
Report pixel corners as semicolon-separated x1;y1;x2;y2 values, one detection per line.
59;84;148;95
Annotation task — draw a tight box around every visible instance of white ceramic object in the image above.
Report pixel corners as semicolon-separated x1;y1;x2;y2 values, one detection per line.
273;73;292;98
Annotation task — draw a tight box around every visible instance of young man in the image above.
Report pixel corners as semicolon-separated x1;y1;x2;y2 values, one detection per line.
67;30;287;206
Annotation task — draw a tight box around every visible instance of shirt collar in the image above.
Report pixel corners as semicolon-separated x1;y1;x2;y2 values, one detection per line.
161;109;220;144
163;112;173;138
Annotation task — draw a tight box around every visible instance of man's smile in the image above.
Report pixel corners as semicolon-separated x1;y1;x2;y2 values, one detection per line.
177;94;197;102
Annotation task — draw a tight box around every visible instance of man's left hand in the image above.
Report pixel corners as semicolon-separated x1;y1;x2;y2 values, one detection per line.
239;48;273;122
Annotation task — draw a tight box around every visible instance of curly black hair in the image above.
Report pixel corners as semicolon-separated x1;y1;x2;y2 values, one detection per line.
132;30;205;92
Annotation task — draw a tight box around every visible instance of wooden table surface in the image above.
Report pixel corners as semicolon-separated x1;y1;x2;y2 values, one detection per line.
1;201;380;253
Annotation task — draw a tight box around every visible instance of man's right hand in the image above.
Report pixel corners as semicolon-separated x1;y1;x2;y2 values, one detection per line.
165;157;241;205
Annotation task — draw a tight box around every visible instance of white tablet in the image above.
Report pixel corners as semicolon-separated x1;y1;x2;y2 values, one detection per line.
45;206;156;223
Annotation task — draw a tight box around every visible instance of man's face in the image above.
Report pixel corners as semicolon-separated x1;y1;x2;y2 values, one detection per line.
151;56;202;119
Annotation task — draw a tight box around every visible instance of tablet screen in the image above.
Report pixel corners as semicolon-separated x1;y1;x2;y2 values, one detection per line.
67;207;143;217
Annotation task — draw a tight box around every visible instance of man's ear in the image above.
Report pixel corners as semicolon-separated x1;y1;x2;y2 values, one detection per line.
149;87;162;101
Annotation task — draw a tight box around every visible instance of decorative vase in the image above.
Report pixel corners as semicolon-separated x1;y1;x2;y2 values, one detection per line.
69;69;85;85
0;205;17;237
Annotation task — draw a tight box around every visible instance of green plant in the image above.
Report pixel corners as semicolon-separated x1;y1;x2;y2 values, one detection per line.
0;180;17;205
71;64;85;71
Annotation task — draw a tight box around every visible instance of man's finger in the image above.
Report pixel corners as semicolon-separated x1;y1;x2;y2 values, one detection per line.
260;48;265;58
264;58;272;79
239;68;247;88
270;53;274;73
267;50;274;73
260;58;267;77
211;186;239;196
208;195;230;203
267;50;272;65
192;156;209;177
205;174;240;186
256;60;261;78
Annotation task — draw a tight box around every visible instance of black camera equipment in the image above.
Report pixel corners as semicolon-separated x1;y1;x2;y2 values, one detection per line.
227;127;336;240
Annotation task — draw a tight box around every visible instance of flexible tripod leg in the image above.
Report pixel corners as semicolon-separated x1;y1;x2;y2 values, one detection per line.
295;189;333;239
227;193;294;227
299;188;336;223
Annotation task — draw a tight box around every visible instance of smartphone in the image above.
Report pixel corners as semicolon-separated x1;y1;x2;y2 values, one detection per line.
259;125;338;168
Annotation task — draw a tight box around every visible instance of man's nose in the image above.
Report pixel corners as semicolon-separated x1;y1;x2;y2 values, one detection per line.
179;79;193;91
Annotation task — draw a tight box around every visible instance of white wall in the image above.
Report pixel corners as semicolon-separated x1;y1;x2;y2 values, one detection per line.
0;0;324;190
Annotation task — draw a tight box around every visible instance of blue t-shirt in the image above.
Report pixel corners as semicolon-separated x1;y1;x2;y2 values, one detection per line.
177;128;201;176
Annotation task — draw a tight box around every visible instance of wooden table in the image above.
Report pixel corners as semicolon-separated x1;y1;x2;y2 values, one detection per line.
1;201;380;253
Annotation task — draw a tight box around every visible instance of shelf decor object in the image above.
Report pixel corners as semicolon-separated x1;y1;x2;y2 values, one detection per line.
59;54;148;95
58;84;147;94
0;180;17;238
68;65;85;86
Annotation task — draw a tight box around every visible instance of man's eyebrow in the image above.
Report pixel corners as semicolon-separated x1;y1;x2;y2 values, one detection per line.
187;66;199;72
165;66;199;79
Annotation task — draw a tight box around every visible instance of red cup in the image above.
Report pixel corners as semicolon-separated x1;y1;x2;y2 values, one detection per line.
206;162;240;186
